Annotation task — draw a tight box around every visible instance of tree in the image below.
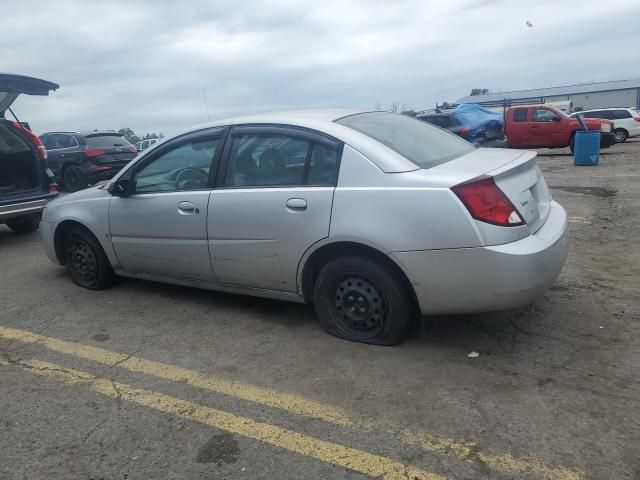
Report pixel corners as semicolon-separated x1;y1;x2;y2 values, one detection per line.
118;128;139;144
470;88;490;96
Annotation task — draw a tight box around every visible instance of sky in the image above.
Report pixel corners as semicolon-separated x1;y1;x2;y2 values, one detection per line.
2;0;639;138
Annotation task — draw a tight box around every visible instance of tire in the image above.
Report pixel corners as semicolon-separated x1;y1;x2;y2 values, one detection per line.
63;166;89;192
569;136;575;154
313;255;414;345
64;227;114;290
614;129;628;143
6;213;41;234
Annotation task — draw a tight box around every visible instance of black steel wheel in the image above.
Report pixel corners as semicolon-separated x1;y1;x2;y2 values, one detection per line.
64;227;114;290
63;166;88;192
314;255;414;345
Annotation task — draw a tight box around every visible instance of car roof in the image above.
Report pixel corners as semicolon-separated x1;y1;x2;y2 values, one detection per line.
185;108;419;173
571;107;633;112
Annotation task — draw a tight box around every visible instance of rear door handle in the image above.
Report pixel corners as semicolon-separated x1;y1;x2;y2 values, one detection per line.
177;201;197;214
286;198;307;210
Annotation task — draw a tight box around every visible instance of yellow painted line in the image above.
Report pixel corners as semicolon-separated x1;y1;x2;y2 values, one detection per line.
3;358;444;480
0;326;583;480
399;430;583;480
0;325;351;426
568;216;591;224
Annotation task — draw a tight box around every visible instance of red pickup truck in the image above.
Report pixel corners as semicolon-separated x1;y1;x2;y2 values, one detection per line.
505;105;615;152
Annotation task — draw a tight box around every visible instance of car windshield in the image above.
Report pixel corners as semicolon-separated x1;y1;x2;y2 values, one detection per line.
336;111;474;169
85;134;131;148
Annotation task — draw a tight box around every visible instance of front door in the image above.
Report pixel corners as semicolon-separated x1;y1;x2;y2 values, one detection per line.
529;107;564;147
208;126;341;292
109;131;225;280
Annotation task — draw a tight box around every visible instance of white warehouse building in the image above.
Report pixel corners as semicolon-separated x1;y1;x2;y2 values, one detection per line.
455;79;640;112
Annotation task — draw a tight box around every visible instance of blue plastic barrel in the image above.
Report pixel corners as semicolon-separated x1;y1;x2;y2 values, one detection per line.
573;131;600;166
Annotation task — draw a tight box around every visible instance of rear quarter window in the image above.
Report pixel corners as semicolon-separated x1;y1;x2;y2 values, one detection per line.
335;112;474;169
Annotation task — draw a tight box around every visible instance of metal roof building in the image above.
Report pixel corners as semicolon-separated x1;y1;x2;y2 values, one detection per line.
455;79;640;110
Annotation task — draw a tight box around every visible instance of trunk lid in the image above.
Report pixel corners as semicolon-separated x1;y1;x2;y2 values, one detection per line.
431;147;552;234
84;133;137;165
0;74;59;116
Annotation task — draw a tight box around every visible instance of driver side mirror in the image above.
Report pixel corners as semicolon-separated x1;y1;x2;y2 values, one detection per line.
108;179;131;196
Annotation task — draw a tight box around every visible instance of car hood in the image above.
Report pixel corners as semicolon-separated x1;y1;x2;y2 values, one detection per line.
0;73;59;116
48;186;109;208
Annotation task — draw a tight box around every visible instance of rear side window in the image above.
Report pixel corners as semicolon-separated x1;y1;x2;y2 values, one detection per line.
513;108;528;122
85;134;131;149
335;112;474;169
307;143;339;185
611;109;632;119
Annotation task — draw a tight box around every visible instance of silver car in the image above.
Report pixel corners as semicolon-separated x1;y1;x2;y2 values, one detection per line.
40;109;569;345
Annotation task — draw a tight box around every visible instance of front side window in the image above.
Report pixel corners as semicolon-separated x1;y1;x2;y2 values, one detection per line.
532;108;559;122
134;138;220;193
225;134;311;187
336;111;474;169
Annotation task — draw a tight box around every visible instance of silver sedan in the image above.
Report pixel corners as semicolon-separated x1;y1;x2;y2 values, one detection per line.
40;109;569;345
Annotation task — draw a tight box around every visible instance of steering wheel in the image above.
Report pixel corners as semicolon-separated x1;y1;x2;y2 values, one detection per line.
175;168;209;190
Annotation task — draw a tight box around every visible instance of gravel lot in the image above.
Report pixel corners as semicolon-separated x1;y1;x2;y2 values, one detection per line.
1;139;639;480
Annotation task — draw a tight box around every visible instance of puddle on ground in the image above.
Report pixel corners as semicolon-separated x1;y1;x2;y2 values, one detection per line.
92;333;110;342
196;433;240;465
549;186;617;198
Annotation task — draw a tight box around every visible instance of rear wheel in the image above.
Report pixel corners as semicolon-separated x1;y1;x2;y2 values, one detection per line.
64;227;114;290
614;129;628;143
569;136;575;154
6;213;41;234
313;256;414;345
63;166;89;192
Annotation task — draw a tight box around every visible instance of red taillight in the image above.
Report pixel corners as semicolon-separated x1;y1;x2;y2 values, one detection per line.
84;149;106;158
458;127;471;137
9;121;48;160
128;145;137;153
49;183;58;193
452;177;525;227
634;117;640;123
89;165;112;172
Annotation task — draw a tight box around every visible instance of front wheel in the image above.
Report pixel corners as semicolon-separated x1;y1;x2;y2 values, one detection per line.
64;227;114;290
6;214;41;234
313;256;414;345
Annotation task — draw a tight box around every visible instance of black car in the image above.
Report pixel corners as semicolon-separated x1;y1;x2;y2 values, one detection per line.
0;73;58;233
40;131;138;191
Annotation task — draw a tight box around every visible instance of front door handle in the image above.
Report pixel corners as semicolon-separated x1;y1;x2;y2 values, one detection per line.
177;201;197;214
286;198;307;210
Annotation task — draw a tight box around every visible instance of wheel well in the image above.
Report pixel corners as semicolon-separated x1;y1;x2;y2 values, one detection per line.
300;241;418;308
53;220;94;265
614;127;629;134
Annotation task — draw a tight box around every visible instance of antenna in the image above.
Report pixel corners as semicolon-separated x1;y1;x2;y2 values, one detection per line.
202;88;211;121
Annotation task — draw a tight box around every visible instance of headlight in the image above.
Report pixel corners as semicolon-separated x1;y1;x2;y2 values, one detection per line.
600;123;611;132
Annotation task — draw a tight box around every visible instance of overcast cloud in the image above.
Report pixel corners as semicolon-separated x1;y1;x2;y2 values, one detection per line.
2;0;639;137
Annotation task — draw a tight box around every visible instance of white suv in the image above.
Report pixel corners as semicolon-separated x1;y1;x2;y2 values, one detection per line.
134;138;160;151
571;108;640;143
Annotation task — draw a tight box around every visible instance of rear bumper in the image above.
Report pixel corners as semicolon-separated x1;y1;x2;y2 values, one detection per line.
0;194;57;221
600;132;616;147
390;201;569;315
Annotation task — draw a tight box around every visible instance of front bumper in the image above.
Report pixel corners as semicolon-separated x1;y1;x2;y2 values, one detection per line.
390;201;569;315
39;220;60;265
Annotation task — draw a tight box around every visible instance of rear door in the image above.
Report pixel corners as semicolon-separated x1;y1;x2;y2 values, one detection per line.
208;126;341;292
109;129;226;280
506;108;530;146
